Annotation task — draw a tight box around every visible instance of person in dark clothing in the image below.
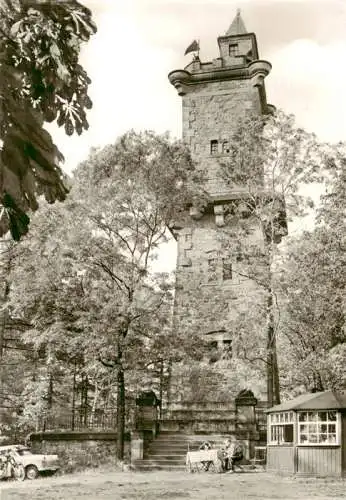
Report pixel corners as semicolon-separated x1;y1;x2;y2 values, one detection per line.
222;436;243;472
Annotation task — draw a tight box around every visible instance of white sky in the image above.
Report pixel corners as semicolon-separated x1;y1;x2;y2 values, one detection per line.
47;0;346;270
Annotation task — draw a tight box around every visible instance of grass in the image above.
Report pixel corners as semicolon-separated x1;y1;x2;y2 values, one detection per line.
1;469;346;499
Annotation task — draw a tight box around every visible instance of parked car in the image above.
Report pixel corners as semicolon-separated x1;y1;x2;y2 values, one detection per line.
0;445;59;480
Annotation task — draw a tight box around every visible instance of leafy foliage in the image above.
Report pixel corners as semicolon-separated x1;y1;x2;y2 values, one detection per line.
216;110;335;406
277;151;346;394
0;0;96;240
5;131;204;456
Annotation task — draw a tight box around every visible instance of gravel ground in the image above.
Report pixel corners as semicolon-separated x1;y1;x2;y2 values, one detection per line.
1;469;346;499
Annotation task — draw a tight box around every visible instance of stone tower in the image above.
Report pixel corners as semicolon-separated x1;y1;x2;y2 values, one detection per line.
167;12;277;402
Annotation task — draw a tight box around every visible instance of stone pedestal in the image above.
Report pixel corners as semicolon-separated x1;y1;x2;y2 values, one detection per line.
235;389;259;459
130;431;144;461
135;390;160;438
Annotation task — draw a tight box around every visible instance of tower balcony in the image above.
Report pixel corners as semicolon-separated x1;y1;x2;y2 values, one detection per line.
248;60;272;88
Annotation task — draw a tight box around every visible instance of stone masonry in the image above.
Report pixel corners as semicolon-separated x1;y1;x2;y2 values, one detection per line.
168;13;274;402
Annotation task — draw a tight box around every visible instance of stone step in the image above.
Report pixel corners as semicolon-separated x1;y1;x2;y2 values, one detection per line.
147;448;187;455
159;421;237;432
144;453;186;460
155;433;231;440
150;442;227;449
162;403;236;411
160;418;237;423
148;439;225;450
135;458;186;466
149;441;225;450
164;411;236;417
134;464;187;471
153;434;190;440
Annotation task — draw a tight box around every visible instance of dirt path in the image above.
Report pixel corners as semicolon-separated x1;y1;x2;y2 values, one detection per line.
1;470;346;499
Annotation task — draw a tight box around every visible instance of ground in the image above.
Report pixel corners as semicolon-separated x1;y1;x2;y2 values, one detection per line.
1;470;346;499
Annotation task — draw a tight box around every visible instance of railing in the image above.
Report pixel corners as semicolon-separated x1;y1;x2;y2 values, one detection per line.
41;409;118;431
39;400;268;433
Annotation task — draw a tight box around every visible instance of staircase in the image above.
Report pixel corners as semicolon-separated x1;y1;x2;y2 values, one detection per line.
133;431;230;471
132;397;267;471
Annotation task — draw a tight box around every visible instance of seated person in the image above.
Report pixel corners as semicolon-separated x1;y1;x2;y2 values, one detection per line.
199;441;212;451
222;436;243;472
199;440;212;471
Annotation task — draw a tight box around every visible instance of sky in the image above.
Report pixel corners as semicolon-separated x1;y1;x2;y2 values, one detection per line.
47;0;346;270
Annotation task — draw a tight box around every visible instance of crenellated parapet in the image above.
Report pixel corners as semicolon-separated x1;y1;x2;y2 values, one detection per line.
169;58;271;93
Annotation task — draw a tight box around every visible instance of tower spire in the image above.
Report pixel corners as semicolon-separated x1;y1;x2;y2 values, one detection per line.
225;9;247;36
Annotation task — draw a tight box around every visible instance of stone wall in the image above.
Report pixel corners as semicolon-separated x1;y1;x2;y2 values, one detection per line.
182;79;261;196
171;210;268;401
174;213;267;333
29;431;130;472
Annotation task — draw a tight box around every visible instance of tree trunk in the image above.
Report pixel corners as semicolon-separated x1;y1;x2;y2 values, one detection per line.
48;373;53;408
266;350;274;408
159;358;164;419
0;306;4;379
272;337;281;405
0;256;10;401
84;376;88;425
90;380;99;428
312;371;324;392
71;361;77;430
116;367;125;460
166;359;172;405
79;374;88;426
266;284;280;407
264;229;281;408
43;373;54;431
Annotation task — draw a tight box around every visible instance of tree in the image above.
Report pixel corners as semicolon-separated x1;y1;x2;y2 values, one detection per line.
217;110;329;406
276;147;346;394
7;130;205;459
69;131;205;459
276;230;345;392
0;0;96;240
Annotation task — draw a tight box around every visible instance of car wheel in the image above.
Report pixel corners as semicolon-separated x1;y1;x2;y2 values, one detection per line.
25;465;39;480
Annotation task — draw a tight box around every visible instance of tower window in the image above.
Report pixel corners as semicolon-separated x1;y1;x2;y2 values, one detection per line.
222;140;230;154
222;339;232;359
229;43;239;56
222;259;232;280
210;140;218;155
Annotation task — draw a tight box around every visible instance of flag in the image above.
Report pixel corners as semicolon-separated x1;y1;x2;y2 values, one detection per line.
184;39;199;56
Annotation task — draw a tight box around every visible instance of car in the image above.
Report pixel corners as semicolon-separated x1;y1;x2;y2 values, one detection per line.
0;445;60;480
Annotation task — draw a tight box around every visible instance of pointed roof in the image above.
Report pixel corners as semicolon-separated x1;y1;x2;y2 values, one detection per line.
225;9;247;36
